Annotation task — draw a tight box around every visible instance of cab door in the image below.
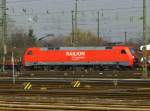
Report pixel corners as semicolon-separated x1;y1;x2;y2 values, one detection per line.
119;49;128;66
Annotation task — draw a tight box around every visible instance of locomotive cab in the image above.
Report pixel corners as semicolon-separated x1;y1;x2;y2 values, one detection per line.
113;46;137;68
130;48;139;67
22;48;39;67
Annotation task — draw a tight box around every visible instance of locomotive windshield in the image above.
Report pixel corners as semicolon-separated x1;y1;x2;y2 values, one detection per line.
121;50;126;54
27;50;33;55
130;48;135;55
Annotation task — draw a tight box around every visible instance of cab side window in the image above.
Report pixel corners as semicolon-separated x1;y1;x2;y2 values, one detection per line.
27;50;33;55
121;50;126;54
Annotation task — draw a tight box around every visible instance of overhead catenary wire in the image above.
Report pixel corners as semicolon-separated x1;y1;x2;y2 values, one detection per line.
5;0;149;42
7;0;44;3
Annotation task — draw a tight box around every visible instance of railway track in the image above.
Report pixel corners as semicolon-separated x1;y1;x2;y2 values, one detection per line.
0;78;150;98
0;70;146;79
0;88;150;99
0;70;150;111
0;93;150;111
0;101;150;111
0;86;150;111
0;78;150;89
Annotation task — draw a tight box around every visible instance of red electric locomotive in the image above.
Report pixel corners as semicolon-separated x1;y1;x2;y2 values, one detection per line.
22;46;137;70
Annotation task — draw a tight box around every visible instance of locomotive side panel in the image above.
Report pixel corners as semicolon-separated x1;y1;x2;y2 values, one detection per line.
22;46;135;68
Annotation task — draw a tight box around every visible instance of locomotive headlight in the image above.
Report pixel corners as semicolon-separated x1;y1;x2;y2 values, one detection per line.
133;56;135;62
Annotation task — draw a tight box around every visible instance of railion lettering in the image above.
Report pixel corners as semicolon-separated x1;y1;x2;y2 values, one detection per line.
66;51;85;56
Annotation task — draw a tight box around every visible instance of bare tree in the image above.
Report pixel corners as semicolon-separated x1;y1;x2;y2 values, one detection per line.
64;30;105;46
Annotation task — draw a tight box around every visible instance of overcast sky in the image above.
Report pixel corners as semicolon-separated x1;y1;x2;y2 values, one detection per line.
6;0;150;42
